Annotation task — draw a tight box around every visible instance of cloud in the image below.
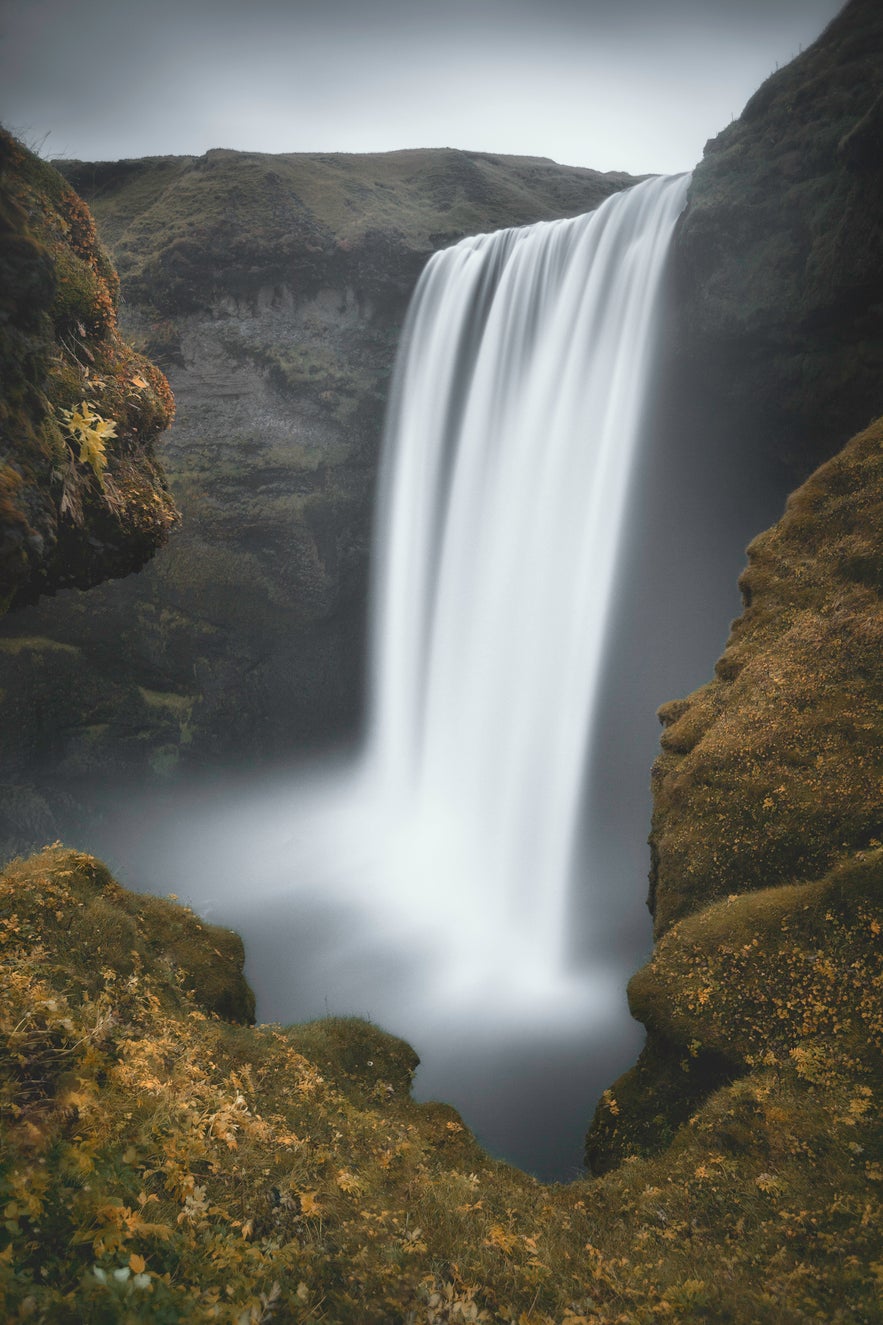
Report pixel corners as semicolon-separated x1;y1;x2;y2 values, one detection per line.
0;0;845;171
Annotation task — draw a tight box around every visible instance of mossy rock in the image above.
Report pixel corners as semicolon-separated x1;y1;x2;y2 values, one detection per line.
588;414;883;1176
650;415;883;932
0;130;178;610
0;846;254;1023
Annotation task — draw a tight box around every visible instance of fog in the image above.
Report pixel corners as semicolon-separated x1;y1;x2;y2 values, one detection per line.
68;758;641;1180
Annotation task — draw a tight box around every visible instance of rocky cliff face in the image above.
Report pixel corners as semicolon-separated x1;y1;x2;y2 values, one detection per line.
587;412;883;1173
0;149;637;855
0;131;177;610
672;0;883;477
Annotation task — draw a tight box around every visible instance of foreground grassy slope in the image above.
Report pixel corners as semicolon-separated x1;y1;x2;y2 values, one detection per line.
1;844;881;1322
0;130;177;610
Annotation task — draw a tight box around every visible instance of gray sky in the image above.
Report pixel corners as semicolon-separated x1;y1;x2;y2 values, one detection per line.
1;0;845;174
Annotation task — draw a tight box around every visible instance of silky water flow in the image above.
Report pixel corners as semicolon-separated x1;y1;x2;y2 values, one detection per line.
89;173;692;1178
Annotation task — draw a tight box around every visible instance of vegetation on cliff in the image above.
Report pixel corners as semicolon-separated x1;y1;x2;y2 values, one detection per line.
0;131;177;611
2;831;881;1321
587;415;883;1196
57;148;636;318
650;416;883;932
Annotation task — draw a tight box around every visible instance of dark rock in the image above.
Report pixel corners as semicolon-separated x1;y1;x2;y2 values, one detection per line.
673;0;883;478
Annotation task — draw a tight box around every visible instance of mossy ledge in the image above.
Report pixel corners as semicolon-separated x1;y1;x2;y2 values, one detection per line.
0;131;177;610
587;414;883;1180
3;842;882;1321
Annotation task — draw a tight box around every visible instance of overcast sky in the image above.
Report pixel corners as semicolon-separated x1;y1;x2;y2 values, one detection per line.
1;0;845;174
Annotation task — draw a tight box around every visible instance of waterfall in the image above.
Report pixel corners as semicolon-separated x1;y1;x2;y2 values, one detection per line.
80;173;692;1175
365;173;691;992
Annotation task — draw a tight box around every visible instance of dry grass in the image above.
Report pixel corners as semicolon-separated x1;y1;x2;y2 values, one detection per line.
1;845;880;1322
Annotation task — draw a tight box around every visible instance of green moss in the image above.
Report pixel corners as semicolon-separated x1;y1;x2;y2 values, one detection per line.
57;147;637;315
589;412;883;1183
632;852;883;1066
136;686;194;715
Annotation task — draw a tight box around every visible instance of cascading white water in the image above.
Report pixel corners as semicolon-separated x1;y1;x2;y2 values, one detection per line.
366;172;691;990
81;173;692;1176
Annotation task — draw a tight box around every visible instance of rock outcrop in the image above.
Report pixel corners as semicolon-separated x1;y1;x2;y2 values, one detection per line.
0;131;177;610
672;0;883;476
0;150;637;855
587;413;883;1174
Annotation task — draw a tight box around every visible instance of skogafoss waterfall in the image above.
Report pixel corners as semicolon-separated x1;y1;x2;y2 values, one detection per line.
87;174;691;1178
366;172;691;996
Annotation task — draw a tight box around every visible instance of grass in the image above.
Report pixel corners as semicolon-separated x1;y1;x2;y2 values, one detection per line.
57;148;638;316
0;843;880;1323
649;415;883;933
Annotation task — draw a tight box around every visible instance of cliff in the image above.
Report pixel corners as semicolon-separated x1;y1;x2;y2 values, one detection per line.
0;131;177;611
672;0;883;476
0;149;637;855
587;413;883;1181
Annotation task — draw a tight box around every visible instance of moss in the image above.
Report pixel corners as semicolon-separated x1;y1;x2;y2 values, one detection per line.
1;847;881;1321
0;129;178;610
589;412;883;1182
58;148;638;316
0;635;79;656
649;415;883;933
631;852;883;1069
136;686;193;714
586;1033;737;1175
0;846;253;1023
